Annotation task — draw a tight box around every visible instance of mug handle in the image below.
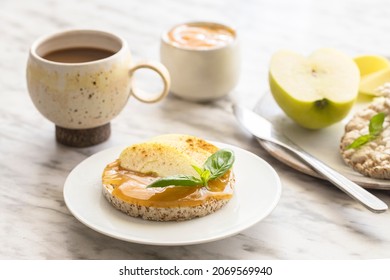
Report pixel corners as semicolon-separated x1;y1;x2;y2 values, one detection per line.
129;61;170;103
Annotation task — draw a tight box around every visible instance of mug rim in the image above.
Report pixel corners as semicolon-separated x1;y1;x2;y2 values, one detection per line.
30;29;127;66
161;21;238;52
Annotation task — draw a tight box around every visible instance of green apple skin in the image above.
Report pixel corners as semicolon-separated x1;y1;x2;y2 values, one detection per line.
269;73;356;130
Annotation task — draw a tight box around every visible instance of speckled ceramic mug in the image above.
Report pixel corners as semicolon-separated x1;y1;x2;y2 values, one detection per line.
27;29;170;147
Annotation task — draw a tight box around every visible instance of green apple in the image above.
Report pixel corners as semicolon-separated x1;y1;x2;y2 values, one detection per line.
269;48;360;129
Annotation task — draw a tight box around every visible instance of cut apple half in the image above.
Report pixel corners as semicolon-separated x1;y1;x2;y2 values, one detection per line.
269;48;360;129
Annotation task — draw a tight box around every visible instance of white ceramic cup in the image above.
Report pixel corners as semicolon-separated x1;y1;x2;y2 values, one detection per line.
160;22;240;102
27;29;170;146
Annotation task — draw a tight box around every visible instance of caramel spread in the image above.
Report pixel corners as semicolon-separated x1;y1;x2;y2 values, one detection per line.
167;23;235;49
102;160;234;208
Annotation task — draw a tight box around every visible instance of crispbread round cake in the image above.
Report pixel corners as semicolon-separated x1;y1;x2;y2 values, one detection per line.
340;96;390;179
102;183;230;221
102;134;234;221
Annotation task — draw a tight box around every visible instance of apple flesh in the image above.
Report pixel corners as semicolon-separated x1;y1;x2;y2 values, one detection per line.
269;48;360;129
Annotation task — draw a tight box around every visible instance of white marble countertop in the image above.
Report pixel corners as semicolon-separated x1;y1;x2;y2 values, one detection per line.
1;0;390;259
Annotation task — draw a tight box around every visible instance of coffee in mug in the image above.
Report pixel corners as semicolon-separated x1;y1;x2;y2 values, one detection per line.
42;47;115;63
27;29;170;147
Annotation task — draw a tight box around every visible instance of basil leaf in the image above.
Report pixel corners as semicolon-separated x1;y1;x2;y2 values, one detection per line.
369;112;386;136
191;165;211;186
200;169;211;186
347;134;375;149
146;149;235;189
147;175;202;188
203;149;235;180
191;165;204;177
347;112;386;149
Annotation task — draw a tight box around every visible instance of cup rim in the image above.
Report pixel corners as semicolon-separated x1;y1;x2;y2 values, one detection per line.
161;21;238;51
30;29;127;66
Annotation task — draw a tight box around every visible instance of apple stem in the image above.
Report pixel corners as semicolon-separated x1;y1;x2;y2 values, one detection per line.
314;98;329;109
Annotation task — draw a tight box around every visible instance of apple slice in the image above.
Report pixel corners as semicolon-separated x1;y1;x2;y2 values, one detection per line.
354;55;390;77
269;48;360;129
359;68;390;96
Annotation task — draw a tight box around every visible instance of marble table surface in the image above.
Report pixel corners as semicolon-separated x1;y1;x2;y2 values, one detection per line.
1;0;390;259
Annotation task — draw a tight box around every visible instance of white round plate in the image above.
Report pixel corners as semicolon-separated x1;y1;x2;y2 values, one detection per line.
255;92;389;190
63;142;281;246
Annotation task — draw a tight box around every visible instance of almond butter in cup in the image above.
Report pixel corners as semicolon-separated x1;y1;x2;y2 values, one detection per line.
160;22;240;102
167;22;236;50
